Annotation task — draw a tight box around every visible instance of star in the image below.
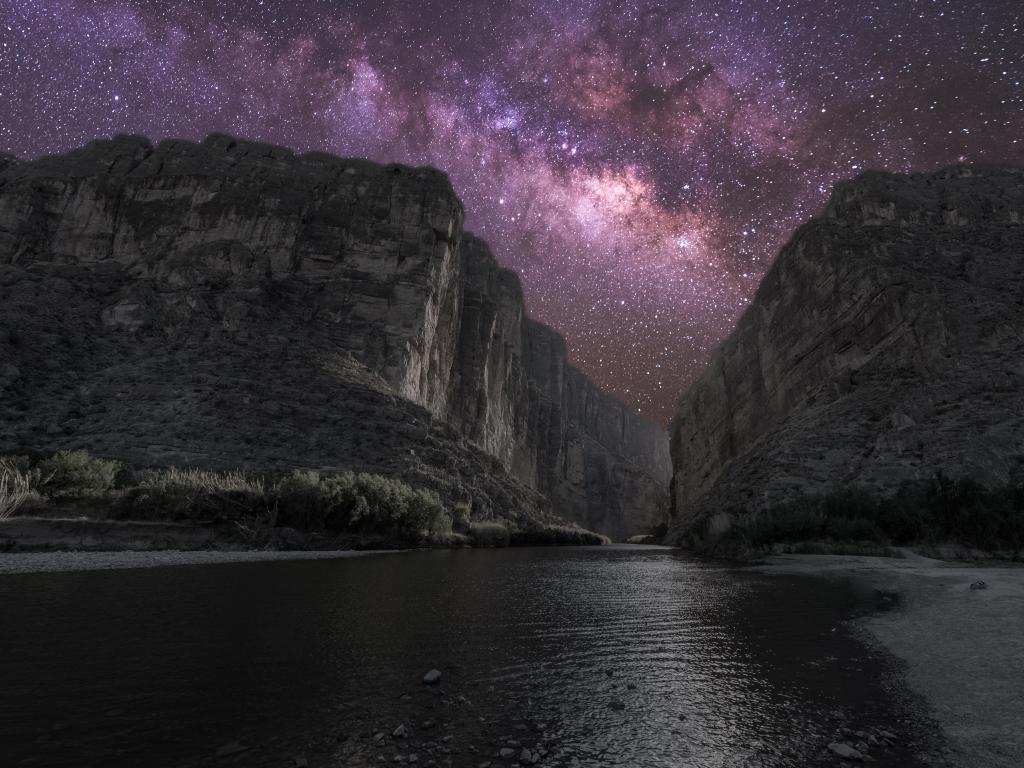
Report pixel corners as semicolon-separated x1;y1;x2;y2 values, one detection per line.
0;0;1020;423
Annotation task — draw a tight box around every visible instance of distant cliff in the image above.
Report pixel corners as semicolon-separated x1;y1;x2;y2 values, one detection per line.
668;165;1024;544
0;134;669;538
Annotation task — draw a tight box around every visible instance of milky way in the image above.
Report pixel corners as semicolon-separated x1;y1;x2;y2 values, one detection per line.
1;0;1021;422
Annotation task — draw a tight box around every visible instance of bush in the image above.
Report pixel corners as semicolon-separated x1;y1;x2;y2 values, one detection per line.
708;475;1024;557
273;470;451;542
510;524;609;546
468;521;511;547
37;450;122;497
274;470;341;530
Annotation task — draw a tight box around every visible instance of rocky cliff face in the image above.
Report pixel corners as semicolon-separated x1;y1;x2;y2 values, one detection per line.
0;134;669;538
668;165;1024;543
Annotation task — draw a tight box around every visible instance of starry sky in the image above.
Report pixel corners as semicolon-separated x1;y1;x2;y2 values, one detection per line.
1;0;1021;423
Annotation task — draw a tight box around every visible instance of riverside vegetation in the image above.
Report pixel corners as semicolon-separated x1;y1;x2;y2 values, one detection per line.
683;474;1024;559
0;451;608;550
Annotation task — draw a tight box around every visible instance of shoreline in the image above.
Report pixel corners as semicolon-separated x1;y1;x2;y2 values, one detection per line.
748;551;1024;768
0;548;402;575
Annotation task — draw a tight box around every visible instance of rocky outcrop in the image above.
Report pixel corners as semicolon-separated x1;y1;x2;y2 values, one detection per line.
668;165;1024;543
0;134;669;538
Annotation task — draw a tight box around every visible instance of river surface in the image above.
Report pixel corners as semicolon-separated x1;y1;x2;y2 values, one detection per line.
0;546;939;767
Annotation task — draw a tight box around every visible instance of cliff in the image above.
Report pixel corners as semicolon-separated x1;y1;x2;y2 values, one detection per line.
0;134;669;538
668;165;1024;543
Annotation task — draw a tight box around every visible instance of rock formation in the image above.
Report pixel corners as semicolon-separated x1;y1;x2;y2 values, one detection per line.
0;134;669;538
668;165;1024;543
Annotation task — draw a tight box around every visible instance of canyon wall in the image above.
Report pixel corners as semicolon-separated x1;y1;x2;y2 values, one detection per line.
0;134;669;538
668;165;1024;543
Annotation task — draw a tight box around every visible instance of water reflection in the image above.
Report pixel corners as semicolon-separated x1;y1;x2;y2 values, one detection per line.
0;546;934;767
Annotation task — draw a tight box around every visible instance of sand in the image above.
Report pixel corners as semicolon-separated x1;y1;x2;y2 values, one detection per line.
0;548;399;574
750;551;1024;768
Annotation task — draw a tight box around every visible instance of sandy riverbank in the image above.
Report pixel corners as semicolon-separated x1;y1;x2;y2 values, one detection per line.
749;551;1024;768
0;548;400;574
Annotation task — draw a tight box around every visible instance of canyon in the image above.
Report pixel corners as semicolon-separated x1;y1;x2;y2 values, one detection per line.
0;135;669;540
668;165;1024;545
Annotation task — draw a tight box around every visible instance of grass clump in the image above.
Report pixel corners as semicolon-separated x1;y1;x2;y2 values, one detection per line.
37;450;121;497
0;460;38;519
127;467;270;523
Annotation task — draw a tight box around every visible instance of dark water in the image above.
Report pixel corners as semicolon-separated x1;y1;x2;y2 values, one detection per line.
0;547;939;767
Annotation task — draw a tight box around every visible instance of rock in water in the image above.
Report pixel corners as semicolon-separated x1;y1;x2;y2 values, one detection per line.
214;741;250;758
828;742;864;760
0;135;669;539
668;166;1024;545
422;669;442;685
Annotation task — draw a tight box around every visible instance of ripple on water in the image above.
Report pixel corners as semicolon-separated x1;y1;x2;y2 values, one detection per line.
0;547;939;767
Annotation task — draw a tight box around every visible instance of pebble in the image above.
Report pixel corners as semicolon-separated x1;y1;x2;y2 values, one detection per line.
499;748;515;759
519;748;539;765
423;669;442;685
393;724;409;739
214;741;250;758
828;742;864;761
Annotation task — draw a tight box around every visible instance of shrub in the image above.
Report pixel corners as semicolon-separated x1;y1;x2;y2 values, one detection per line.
37;450;121;497
273;470;451;542
510;524;609;546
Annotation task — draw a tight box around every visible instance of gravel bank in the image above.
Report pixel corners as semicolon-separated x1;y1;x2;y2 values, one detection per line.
0;548;400;574
750;552;1024;768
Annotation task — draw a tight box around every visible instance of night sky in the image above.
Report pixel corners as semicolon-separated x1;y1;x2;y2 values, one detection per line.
1;1;1021;423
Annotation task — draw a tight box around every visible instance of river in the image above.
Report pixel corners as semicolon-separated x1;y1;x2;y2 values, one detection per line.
0;545;941;767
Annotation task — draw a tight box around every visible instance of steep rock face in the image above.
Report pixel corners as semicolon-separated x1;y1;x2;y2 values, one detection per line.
448;235;671;537
668;165;1024;542
0;135;669;537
